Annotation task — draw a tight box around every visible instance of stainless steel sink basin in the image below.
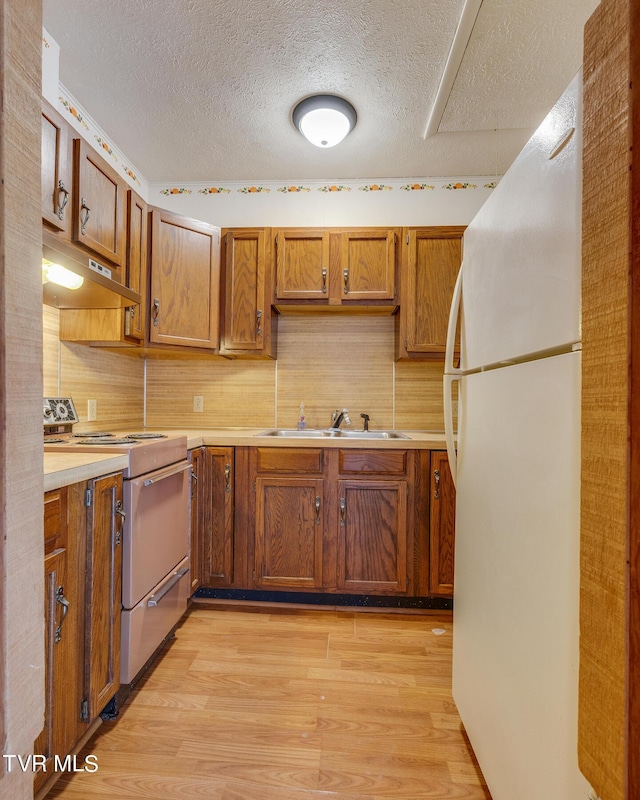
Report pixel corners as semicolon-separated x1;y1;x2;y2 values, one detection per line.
256;429;410;439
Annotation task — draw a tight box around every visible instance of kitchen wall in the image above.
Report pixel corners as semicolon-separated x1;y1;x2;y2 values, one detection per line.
44;305;144;432
45;306;449;432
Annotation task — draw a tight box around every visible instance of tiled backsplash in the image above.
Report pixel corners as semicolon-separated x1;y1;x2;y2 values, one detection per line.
44;306;448;432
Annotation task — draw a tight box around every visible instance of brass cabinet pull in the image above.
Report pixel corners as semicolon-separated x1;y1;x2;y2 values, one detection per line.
340;497;346;526
153;298;160;326
80;197;91;234
322;267;327;293
256;309;263;337
343;268;349;294
54;586;70;644
315;496;321;525
57;179;69;220
224;464;231;493
434;469;440;500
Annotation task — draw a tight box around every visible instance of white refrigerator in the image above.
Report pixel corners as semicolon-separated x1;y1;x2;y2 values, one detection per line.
444;71;592;799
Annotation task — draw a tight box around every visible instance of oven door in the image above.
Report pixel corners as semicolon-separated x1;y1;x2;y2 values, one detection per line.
122;460;190;609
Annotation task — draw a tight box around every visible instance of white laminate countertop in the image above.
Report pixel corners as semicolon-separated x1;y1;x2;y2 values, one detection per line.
44;428;450;491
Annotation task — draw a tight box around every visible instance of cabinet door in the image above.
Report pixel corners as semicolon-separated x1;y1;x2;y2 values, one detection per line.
221;229;271;354
149;209;220;349
204;447;235;587
41;101;73;235
337;479;408;593
124;189;148;342
85;473;123;719
255;477;324;588
35;486;86;796
275;229;330;300
402;228;463;356
188;447;204;593
428;451;456;596
73;138;127;269
339;229;397;301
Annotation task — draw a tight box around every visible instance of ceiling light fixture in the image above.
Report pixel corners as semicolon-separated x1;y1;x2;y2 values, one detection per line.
292;94;357;148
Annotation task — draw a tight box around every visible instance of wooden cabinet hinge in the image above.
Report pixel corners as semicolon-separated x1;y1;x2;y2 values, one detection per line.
80;698;89;722
84;488;93;507
406;233;410;245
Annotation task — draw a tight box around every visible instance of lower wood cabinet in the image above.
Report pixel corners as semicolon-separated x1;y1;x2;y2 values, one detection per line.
337;479;408;593
255;476;326;589
37;473;123;797
428;451;456;596
189;446;235;589
193;445;455;601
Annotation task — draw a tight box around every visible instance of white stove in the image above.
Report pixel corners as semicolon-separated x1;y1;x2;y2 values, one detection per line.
44;397;191;685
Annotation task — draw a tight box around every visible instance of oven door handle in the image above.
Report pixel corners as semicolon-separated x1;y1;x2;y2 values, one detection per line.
142;461;191;487
147;566;189;607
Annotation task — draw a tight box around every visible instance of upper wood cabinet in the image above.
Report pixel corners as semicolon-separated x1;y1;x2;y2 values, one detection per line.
395;226;465;360
274;227;399;306
220;228;276;357
72;138;128;270
148;208;221;350
41;100;73;236
59;189;148;347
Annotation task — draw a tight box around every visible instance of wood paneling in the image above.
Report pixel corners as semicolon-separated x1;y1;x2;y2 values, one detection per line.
46;608;489;800
275;314;395;430
1;0;45;794
59;342;144;432
256;447;323;473
579;1;630;797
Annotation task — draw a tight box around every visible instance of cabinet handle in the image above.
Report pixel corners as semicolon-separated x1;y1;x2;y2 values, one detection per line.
153;298;160;326
56;179;69;220
224;464;231;493
434;469;440;500
343;268;349;294
54;585;70;644
256;309;263;337
340;497;346;526
321;267;327;294
315;496;321;525
79;197;91;235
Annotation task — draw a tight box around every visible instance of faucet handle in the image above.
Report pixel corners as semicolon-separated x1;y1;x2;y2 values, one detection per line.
342;409;351;426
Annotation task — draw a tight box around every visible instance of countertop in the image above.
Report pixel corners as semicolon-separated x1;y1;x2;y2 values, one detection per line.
44;427;450;491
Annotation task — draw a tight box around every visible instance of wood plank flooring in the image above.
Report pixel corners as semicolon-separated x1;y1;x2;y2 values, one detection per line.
47;606;491;799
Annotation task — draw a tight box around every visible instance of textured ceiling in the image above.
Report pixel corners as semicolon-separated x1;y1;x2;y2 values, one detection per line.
42;0;599;183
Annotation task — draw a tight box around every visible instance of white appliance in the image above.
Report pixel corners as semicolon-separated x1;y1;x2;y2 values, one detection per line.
443;71;592;799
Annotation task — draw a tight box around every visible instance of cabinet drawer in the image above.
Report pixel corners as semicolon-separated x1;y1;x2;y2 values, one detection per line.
338;449;407;475
256;447;323;473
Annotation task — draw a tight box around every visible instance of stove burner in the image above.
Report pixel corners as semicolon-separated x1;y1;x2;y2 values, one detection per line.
125;432;168;440
76;437;139;445
71;431;114;438
45;438;68;444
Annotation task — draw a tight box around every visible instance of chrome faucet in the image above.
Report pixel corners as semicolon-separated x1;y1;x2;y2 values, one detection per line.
330;408;352;430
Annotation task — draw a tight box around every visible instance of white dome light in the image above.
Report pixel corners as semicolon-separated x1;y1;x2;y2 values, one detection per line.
293;95;357;148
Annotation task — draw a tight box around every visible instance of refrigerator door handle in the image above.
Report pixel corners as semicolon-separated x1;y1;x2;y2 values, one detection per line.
444;263;464;377
444;374;459;488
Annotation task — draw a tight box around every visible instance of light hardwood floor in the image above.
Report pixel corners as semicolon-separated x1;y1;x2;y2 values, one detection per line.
47;605;490;799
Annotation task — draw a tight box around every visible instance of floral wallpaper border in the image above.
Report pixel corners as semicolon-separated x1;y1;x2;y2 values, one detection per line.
156;180;499;197
57;89;144;189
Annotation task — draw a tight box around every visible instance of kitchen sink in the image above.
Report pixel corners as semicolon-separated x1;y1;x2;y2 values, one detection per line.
256;429;410;439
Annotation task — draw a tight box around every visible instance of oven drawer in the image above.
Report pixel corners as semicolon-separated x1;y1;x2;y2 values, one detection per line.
122;459;190;609
120;557;190;684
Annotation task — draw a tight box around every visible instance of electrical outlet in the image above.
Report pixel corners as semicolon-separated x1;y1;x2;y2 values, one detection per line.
193;395;204;413
87;399;97;421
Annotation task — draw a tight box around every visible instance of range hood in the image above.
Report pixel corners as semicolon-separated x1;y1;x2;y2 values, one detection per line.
42;232;141;309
